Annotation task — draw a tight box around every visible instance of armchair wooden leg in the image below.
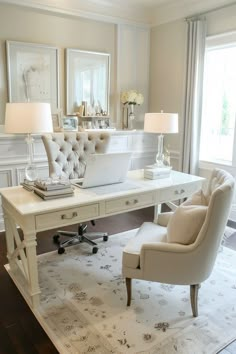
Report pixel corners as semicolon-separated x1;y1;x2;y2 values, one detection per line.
190;284;201;317
126;278;132;306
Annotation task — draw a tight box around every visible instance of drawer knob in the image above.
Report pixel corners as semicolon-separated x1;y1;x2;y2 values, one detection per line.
61;211;78;219
134;199;138;204
174;189;185;195
125;201;130;205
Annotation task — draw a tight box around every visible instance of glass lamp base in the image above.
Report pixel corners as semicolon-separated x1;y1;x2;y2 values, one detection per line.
25;164;38;182
155;159;166;168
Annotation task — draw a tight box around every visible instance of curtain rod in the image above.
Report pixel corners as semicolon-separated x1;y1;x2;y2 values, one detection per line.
186;1;236;21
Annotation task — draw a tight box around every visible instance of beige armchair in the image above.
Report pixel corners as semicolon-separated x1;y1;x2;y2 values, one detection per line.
42;131;111;254
122;169;235;317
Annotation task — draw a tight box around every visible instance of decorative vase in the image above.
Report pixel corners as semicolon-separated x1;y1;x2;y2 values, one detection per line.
128;103;135;130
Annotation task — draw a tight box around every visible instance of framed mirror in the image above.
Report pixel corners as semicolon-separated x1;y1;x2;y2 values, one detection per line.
66;49;110;116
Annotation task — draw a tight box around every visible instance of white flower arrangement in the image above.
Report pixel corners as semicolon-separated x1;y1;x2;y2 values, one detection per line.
121;90;144;105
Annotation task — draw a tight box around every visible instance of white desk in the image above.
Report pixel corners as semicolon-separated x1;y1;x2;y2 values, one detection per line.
0;170;204;309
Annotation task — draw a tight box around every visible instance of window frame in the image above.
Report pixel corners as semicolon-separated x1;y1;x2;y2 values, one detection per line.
199;31;236;169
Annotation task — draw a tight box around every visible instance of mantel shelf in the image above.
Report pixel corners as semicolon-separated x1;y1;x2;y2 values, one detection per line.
78;116;110;119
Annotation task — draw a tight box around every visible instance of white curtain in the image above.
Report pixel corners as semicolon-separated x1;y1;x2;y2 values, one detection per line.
182;18;206;174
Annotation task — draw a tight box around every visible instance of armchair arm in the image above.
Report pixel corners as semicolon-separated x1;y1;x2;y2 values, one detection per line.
141;241;194;254
139;242;200;284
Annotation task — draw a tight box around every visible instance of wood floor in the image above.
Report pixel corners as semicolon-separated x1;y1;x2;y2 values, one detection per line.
0;206;235;354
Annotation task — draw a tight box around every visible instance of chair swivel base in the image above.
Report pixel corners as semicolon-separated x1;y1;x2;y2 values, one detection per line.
53;228;108;254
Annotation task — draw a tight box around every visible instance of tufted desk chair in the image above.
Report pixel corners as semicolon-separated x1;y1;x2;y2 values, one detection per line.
122;169;235;317
42;131;111;254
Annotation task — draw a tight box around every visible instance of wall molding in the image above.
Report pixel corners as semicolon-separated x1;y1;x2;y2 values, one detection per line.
0;168;14;187
1;1;234;31
15;164;49;185
0;0;151;27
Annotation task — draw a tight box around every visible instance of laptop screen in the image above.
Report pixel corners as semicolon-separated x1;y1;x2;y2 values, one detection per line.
74;152;131;188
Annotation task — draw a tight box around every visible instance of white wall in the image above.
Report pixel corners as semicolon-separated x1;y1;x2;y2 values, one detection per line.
149;19;187;170
0;4;150;130
0;3;117;125
117;25;150;129
207;3;236;36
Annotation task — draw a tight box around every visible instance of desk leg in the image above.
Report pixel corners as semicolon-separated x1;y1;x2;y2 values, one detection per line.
4;212;17;272
24;231;40;308
3;209;40;309
154;204;162;223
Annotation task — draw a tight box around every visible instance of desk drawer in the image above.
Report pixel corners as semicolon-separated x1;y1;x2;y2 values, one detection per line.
105;192;154;214
159;182;200;203
35;204;99;230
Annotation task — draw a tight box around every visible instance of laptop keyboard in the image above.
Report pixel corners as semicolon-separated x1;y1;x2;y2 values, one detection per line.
89;182;140;195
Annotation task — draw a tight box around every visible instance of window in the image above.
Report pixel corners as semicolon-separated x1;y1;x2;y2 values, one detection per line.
200;33;236;165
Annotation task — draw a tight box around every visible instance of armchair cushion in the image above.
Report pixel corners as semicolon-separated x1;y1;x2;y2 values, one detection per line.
123;222;167;269
167;205;208;245
182;189;208;206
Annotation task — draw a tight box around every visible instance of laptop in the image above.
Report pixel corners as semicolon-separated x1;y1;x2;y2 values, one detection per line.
73;152;132;188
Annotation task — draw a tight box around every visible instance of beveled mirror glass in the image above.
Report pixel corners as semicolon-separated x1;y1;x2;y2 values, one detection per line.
66;48;110;116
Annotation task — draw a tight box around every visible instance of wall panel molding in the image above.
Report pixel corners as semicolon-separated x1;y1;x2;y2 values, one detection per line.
0;168;14;187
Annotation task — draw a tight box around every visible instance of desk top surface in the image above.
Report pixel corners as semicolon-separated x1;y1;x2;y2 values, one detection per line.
0;170;204;216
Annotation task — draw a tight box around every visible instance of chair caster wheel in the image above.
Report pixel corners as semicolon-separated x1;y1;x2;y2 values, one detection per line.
103;235;108;242
92;247;98;254
53;234;60;243
58;247;65;254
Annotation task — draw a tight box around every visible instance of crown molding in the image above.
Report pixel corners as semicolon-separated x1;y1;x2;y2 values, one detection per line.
150;0;236;27
1;0;234;28
0;0;151;27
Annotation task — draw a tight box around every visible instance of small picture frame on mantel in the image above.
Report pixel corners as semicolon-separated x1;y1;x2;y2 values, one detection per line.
52;109;63;132
62;116;78;131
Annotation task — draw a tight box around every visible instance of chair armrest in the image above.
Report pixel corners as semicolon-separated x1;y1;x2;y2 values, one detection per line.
141;241;194;254
157;212;174;227
139;242;199;284
140;242;195;270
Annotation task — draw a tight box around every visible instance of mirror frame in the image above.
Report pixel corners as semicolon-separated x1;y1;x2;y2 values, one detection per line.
66;48;110;116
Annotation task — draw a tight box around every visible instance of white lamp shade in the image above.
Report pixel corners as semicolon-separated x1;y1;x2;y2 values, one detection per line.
5;102;53;134
144;112;178;134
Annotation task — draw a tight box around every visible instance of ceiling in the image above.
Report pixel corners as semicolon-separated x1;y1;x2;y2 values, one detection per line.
0;0;235;26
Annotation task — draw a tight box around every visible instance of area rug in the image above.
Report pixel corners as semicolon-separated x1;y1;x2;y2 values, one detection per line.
33;229;236;354
223;225;236;242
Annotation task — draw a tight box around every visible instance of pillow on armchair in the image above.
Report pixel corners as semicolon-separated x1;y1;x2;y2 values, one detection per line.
167;205;208;245
182;189;208;206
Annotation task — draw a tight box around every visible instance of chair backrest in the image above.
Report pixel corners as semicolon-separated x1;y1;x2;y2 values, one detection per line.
192;169;235;282
42;131;111;179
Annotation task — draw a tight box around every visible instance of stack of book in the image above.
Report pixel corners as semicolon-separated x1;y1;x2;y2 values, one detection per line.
21;179;74;200
144;166;172;180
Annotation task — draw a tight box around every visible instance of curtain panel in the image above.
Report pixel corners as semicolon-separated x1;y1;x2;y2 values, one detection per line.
182;18;206;174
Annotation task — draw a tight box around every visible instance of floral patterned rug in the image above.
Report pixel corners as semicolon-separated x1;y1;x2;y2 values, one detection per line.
35;229;236;354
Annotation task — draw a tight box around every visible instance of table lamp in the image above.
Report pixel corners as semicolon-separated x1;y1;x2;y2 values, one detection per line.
144;111;178;168
5;102;53;181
